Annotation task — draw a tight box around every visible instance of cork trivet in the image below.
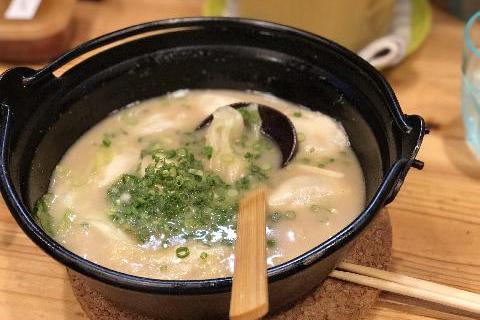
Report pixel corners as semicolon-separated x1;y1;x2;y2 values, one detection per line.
69;209;392;320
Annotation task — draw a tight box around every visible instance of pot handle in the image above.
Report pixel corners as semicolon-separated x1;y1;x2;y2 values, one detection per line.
22;18;226;87
384;114;426;204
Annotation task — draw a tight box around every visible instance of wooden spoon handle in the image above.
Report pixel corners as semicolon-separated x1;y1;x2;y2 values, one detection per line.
229;188;269;320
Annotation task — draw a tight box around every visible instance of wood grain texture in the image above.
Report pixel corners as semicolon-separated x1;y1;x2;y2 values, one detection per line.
230;189;268;320
0;2;479;319
0;0;76;40
0;0;77;62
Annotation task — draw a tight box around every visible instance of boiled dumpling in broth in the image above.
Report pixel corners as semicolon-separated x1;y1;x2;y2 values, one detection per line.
37;89;365;280
96;149;139;187
291;110;349;159
268;165;348;209
204;106;248;184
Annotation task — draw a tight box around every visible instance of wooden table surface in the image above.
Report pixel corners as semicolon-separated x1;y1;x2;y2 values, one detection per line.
1;1;479;319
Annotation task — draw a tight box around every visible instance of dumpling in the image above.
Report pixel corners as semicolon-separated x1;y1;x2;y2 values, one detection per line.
96;150;139;187
130;109;190;136
205;106;247;184
292;110;349;159
268;166;348;208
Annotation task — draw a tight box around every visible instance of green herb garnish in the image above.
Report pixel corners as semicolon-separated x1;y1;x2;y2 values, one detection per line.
58;209;75;233
268;210;296;223
269;212;282;223
293;111;302;118
267;239;277;248
244;152;254;159
284;210;296;220
202;145;214;159
33;195;77;236
249;164;269;180
80;222;90;230
33;194;55;236
297;132;305;142
176;246;190;259
317;158;335;168
107;148;240;245
102;136;112;147
238;107;261;127
235;176;251;190
200;252;208;260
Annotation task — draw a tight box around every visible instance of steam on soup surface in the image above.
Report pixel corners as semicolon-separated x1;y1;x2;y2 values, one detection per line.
35;90;365;280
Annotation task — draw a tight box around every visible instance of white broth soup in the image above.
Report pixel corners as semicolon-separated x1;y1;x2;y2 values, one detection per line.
34;90;365;280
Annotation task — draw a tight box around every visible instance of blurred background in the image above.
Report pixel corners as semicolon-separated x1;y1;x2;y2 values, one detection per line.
0;0;475;68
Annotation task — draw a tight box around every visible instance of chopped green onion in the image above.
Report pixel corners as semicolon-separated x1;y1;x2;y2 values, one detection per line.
33;195;55;236
284;210;296;220
317;158;335;168
80;222;90;230
177;148;187;157
249;164;269;180
238;107;261;126
270;212;281;223
253;142;263;150
200;252;208;260
267;239;277;248
202;146;213;159
102;136;112;147
165;149;177;159
58;209;75;233
293;111;302;118
297;132;305;142
176;247;190;259
244;152;254;159
235;176;251;190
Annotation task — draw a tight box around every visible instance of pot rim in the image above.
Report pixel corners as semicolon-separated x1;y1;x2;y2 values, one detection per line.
0;17;424;294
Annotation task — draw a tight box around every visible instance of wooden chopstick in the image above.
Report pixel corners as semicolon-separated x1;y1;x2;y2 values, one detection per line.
329;262;480;314
338;262;480;304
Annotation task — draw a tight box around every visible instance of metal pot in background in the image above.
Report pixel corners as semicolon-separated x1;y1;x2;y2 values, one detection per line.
205;0;395;51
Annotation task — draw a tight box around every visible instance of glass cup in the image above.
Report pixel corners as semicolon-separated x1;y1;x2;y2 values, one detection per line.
462;11;480;156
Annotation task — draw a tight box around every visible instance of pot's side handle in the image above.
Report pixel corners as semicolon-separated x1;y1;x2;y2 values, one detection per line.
0;66;39;125
0;67;38;195
403;114;426;162
384;114;427;204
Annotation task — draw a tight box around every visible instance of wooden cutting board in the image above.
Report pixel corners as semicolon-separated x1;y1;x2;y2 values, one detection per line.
0;0;76;62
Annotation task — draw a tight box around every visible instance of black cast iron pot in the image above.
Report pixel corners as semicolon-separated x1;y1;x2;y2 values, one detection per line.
0;18;425;319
